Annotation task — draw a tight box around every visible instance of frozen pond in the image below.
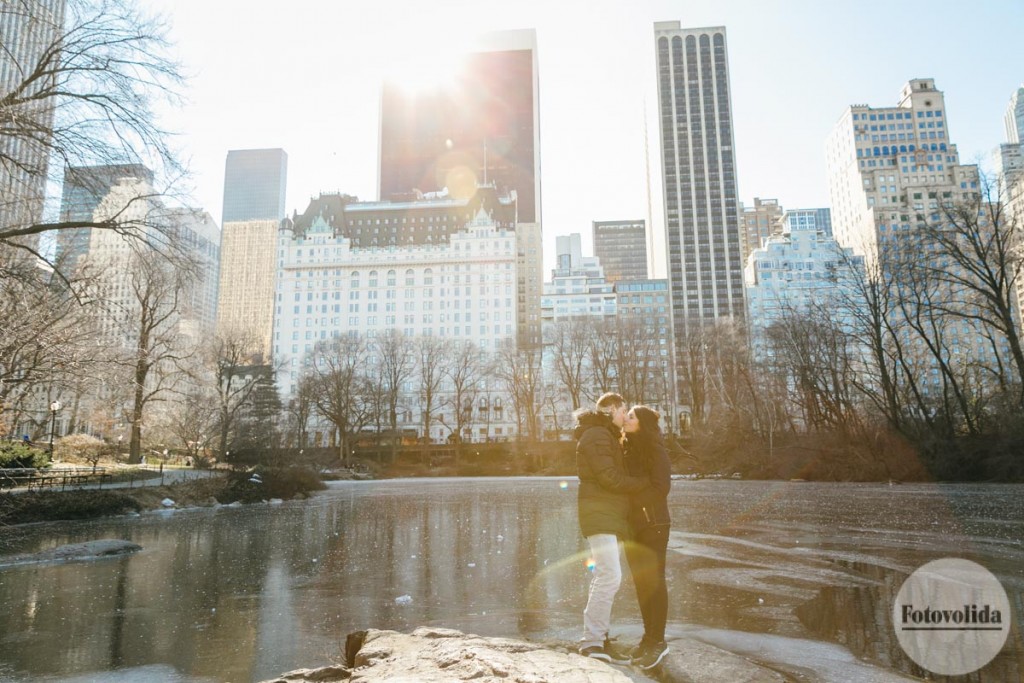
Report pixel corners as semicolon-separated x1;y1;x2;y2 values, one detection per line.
0;479;1022;682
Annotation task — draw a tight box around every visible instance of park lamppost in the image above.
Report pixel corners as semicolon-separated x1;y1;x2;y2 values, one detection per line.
48;400;62;462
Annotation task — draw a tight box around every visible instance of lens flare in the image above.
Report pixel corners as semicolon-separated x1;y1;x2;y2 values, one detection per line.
586;558;596;572
559;481;569;490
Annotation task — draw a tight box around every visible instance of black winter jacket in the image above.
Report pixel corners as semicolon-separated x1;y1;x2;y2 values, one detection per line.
623;431;672;532
575;410;648;538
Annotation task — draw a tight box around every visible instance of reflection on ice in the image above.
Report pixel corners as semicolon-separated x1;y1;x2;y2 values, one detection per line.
0;479;1020;682
32;664;215;682
676;625;919;683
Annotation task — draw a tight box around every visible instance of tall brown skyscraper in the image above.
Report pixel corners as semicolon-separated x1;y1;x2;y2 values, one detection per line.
378;30;543;348
378;30;540;223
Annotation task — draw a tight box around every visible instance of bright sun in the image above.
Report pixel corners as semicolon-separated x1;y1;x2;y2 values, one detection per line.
382;26;472;93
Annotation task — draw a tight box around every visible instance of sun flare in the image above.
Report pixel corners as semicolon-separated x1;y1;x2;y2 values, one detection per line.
383;31;470;93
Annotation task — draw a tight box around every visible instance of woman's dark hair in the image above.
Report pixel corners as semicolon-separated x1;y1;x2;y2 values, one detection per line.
624;405;662;450
633;405;662;435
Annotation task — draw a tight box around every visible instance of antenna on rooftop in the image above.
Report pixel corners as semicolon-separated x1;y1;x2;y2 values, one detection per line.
643;98;655;278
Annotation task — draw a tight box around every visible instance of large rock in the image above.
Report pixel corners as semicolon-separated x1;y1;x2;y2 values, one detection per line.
352;628;633;682
263;628;633;683
261;627;818;683
0;539;141;567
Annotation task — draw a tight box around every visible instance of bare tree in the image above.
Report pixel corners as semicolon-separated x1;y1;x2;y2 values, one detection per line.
416;335;449;444
764;301;861;434
209;330;267;459
0;255;89;435
308;337;374;466
285;373;315;449
921;181;1024;406
1;0;186;277
615;317;663;405
674;321;710;426
494;339;543;442
587;319;618;398
547;318;591;411
374;329;415;456
112;246;194;463
164;388;216;464
888;236;981;437
834;244;922;434
443;341;485;460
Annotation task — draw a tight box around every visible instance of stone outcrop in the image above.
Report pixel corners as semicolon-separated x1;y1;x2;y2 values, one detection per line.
263;627;634;682
260;627;813;683
0;539;141;567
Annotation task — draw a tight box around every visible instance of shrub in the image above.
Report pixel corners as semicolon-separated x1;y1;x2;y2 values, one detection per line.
220;466;326;503
54;434;109;467
0;490;142;525
0;441;50;468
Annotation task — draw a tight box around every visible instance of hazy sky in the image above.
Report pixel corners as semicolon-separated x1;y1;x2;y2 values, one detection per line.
146;0;1023;277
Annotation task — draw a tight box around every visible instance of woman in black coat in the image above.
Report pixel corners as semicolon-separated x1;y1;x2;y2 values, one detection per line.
622;405;672;670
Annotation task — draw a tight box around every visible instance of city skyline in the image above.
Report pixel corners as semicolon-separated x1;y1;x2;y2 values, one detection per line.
129;1;1020;277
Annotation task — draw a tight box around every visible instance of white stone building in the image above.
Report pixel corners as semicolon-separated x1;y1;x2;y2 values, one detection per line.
745;209;859;352
273;200;520;443
825;78;1016;395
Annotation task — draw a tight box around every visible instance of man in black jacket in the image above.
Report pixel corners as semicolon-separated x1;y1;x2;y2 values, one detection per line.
574;392;647;663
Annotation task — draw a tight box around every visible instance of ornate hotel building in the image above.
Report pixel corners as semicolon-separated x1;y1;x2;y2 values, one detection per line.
273;185;520;442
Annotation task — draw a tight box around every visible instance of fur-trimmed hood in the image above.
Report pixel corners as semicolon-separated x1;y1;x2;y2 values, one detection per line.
573;410;614;440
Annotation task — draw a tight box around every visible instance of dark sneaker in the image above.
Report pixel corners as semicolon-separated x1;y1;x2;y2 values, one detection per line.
628;640;648;660
632;641;669;670
579;644;630;665
603;638;632;663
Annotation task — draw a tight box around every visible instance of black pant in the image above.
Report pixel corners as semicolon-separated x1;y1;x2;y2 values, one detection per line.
624;524;669;644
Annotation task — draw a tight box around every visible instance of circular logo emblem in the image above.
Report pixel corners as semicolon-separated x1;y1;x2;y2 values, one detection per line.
893;558;1011;676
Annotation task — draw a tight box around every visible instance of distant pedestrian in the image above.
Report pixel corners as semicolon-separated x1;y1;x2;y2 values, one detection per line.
574;392;648;663
622;405;672;670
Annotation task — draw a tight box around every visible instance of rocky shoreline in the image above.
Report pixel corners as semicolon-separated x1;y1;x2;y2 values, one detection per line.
260;627;794;683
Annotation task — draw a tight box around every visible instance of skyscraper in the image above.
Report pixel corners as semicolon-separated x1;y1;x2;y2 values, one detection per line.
216;148;288;359
996;85;1024;198
0;0;66;237
593;219;648;283
825;79;1004;394
55;164;154;272
221;149;288;223
826;78;977;261
378;30;540;223
655;22;744;332
654;22;744;348
378;29;543;348
1005;85;1024;145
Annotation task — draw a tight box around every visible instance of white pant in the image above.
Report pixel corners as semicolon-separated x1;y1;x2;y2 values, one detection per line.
581;534;623;648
